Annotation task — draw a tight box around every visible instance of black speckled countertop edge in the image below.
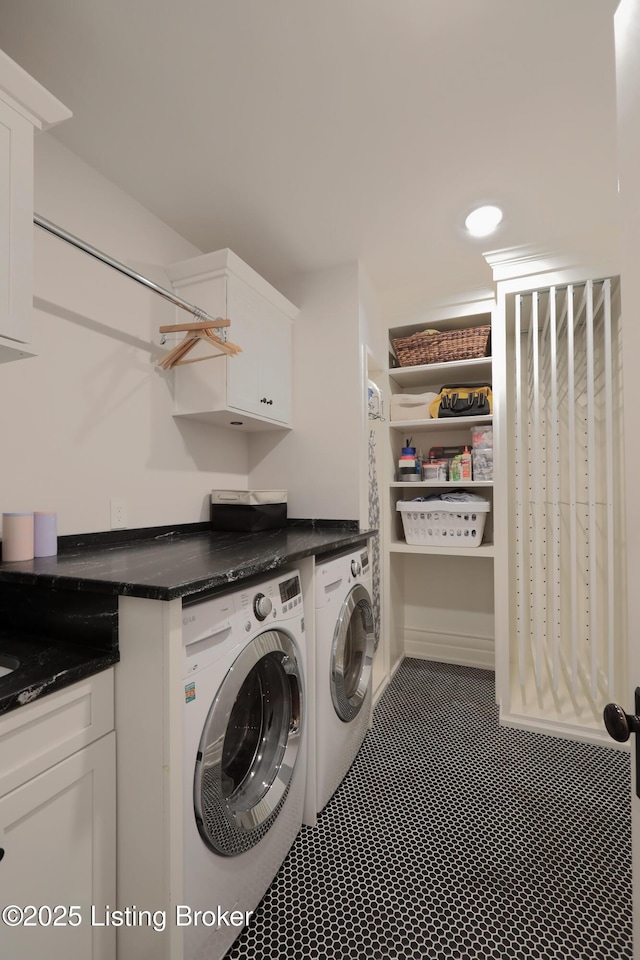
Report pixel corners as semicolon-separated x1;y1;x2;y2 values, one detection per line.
0;520;376;716
0;633;119;716
0;520;374;601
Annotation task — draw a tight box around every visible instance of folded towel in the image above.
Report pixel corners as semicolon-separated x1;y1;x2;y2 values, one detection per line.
410;491;486;503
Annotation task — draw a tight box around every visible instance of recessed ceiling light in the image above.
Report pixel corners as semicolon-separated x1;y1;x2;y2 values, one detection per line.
464;205;503;237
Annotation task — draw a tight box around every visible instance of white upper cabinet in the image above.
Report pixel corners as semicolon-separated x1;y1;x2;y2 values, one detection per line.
0;49;71;362
167;248;298;431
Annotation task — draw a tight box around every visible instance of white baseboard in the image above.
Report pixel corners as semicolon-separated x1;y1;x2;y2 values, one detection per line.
404;627;494;670
500;708;628;749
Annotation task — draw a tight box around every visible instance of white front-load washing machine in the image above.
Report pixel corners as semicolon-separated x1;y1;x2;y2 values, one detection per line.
182;570;306;960
313;546;375;815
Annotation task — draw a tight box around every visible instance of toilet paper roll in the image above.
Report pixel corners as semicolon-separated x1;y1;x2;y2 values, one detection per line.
2;513;34;562
34;511;58;557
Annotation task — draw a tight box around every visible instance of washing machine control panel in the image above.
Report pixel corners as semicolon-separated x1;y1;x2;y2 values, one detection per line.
236;572;303;628
277;574;302;617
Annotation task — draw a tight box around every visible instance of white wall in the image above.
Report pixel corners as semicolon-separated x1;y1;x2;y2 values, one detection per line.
402;554;495;669
248;262;361;520
358;266;386;366
0;135;249;535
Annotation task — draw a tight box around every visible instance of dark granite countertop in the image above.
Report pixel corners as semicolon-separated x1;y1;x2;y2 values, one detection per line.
0;521;376;715
0;521;375;601
0;631;118;716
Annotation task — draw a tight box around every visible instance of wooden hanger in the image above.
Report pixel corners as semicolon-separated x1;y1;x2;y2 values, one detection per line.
157;319;242;369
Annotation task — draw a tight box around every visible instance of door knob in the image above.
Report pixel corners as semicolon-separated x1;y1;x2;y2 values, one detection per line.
604;688;640;797
603;702;640;742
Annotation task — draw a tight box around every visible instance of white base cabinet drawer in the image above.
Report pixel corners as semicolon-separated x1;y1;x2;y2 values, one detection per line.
0;668;114;798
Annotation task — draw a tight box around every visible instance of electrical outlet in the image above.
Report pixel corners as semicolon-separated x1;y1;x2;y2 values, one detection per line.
110;499;127;529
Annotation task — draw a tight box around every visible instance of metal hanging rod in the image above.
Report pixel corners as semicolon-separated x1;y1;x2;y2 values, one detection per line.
33;213;222;330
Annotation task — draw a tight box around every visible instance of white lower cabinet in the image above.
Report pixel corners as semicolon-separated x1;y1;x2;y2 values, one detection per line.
0;670;116;960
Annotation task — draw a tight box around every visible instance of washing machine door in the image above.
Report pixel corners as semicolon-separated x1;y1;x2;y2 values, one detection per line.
331;582;374;722
194;630;303;857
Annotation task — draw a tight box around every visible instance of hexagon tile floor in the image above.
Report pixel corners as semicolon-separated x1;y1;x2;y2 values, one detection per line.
224;659;632;960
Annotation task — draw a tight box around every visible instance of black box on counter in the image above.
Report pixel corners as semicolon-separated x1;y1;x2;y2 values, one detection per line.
210;490;288;532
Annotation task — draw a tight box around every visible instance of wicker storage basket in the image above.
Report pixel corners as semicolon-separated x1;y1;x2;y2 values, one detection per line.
392;324;491;367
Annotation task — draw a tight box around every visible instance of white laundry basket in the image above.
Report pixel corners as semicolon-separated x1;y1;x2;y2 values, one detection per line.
396;499;490;547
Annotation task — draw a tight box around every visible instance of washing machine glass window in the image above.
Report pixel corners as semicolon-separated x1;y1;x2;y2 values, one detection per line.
194;630;303;857
330;583;374;722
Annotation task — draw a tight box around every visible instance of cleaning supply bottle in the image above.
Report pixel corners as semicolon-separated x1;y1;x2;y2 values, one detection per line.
461;445;472;481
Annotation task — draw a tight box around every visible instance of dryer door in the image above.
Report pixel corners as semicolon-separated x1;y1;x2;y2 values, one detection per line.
330;583;374;722
194;630;303;857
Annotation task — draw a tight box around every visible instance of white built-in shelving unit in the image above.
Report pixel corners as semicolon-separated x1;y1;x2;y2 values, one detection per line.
387;312;494;552
382;300;498;672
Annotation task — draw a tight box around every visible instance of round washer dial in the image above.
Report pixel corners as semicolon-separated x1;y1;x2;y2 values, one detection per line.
254;593;273;621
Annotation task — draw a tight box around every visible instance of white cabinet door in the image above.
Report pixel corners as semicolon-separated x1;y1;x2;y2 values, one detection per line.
0;732;116;960
256;300;292;425
226;275;263;418
0;50;70;362
0;97;33;347
226;275;292;425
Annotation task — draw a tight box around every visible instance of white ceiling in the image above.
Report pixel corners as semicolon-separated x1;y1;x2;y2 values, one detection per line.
0;0;621;319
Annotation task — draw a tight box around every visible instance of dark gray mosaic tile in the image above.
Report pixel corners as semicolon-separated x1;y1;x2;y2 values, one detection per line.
224;659;632;960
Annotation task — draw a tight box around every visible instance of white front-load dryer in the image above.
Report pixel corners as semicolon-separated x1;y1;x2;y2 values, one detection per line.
313;546;374;815
182;570;306;960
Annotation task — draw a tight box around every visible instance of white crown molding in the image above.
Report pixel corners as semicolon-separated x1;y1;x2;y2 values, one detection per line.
0;49;71;129
483;243;619;285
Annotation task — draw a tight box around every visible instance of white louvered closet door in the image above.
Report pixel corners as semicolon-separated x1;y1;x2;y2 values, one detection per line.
510;278;625;739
